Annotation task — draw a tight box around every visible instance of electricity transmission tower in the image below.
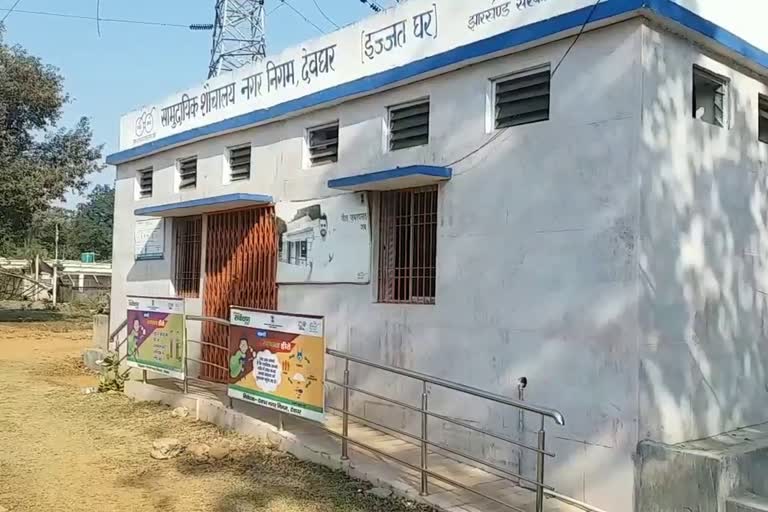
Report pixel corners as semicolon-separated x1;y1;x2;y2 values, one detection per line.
208;0;267;78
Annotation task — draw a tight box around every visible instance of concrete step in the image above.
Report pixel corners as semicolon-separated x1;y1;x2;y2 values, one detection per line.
727;493;768;512
636;423;768;512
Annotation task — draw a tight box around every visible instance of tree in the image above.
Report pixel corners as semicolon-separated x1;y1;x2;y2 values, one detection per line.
0;29;103;255
71;185;114;260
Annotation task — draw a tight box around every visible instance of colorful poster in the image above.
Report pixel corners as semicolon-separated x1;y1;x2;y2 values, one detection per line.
276;193;370;284
126;296;185;379
228;307;325;422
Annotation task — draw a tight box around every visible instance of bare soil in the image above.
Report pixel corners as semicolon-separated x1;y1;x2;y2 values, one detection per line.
0;311;429;512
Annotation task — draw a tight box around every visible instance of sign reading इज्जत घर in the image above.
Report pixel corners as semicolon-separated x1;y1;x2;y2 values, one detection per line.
228;307;325;422
276;193;370;284
135;218;165;260
126;296;186;379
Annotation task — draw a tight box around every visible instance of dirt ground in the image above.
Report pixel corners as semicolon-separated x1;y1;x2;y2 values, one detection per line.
0;309;429;512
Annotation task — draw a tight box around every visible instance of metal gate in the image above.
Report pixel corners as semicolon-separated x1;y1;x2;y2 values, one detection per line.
201;206;278;382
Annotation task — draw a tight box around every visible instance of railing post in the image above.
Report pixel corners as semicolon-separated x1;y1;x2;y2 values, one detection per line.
183;327;189;394
341;358;350;460
536;416;546;512
142;369;147;384
517;377;527;485
420;380;429;496
183;356;189;394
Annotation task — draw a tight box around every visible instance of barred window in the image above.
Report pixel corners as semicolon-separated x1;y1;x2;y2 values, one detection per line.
174;216;202;298
378;186;437;304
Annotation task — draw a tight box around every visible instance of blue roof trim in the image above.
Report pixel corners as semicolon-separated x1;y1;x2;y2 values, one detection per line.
107;0;768;166
106;0;642;166
327;165;452;190
647;0;768;70
134;193;272;216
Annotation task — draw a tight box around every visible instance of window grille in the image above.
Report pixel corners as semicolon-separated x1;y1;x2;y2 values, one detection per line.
494;68;551;129
138;167;153;198
174;216;202;298
179;157;197;190
378;186;438;304
229;145;251;181
693;66;727;128
308;123;339;165
389;100;430;151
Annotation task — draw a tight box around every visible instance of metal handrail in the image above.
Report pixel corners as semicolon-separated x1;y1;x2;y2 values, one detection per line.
327;348;565;426
325;377;555;457
108;318;127;350
187;314;230;326
128;312;573;512
325;404;553;491
326;349;567;512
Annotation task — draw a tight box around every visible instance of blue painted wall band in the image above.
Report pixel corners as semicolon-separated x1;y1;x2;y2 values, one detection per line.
328;165;452;189
107;0;766;165
134;193;273;216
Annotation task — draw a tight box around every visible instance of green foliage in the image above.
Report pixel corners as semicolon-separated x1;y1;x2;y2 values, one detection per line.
0;30;104;256
71;185;114;259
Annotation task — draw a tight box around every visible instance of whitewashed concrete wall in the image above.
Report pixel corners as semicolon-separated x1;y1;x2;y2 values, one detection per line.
638;24;768;445
111;20;645;510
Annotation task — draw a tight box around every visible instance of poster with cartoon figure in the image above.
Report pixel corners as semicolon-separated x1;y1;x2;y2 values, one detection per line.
228;307;325;422
126;296;185;379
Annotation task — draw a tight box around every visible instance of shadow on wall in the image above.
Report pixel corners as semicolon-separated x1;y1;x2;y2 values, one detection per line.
317;6;768;507
638;21;768;444
118;7;768;509
295;20;650;509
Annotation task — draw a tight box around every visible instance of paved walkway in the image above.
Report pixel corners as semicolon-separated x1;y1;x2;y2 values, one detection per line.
129;377;581;512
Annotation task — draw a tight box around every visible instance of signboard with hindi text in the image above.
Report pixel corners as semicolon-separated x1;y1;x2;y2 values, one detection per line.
126;296;186;379
114;0;589;154
228;307;325;422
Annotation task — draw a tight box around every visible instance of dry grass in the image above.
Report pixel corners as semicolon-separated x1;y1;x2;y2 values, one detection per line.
0;310;433;512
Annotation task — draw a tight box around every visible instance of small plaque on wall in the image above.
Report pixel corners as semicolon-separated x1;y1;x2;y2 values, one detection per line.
135;218;165;260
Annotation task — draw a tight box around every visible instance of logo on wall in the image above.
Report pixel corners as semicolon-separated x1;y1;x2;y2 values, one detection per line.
134;108;156;140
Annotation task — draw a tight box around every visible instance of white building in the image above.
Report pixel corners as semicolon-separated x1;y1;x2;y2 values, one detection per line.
107;1;768;510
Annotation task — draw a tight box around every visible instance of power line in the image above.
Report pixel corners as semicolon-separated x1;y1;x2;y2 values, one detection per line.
311;0;339;29
96;0;101;37
447;0;602;170
551;0;602;77
1;0;24;24
0;7;198;29
359;0;385;13
280;0;326;34
267;3;285;16
208;0;266;78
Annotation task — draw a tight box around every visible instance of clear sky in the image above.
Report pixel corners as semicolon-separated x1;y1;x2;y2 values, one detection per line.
0;0;398;205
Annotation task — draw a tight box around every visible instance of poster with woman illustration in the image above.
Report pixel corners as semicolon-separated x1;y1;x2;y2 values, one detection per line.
126;296;186;379
228;306;325;422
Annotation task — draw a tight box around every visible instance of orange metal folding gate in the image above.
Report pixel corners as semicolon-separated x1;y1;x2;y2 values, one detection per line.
201;206;278;382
